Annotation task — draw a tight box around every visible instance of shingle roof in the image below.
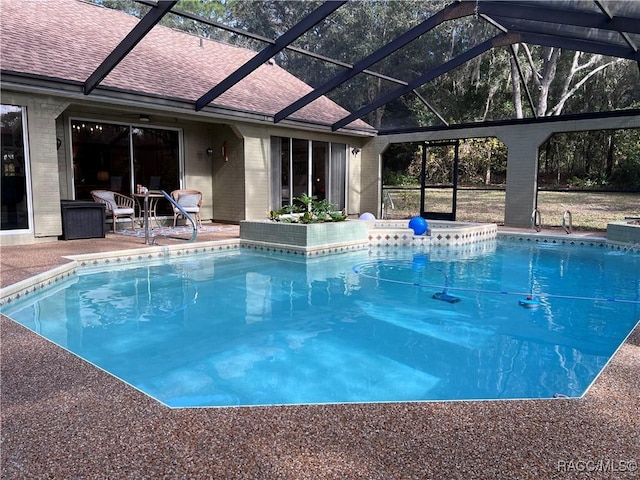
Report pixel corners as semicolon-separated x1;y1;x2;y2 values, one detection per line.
0;0;373;132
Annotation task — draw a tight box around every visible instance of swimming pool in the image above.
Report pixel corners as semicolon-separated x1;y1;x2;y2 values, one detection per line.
3;240;639;408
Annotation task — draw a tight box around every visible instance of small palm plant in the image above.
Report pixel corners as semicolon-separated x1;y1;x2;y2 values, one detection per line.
269;193;346;223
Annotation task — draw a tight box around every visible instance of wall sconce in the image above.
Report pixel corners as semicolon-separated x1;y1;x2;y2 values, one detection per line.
351;147;361;156
139;114;150;122
222;141;228;162
206;147;213;156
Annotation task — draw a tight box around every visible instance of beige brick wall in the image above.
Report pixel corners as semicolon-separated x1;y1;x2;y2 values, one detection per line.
1;92;69;242
182;123;214;221
347;148;363;216
212;125;246;222
234;123;365;222
501;131;547;227
356;143;380;216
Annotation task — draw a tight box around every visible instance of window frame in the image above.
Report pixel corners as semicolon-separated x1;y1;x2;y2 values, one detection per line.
271;136;348;211
69;116;184;200
0;104;33;234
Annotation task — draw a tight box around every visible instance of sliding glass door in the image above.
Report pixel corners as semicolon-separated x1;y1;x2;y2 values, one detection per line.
71;120;179;214
1;105;30;231
271;136;347;210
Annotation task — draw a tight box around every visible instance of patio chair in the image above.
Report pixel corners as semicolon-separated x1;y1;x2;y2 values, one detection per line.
170;189;203;228
90;190;136;232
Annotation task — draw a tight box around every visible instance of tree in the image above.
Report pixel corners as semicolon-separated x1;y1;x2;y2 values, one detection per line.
90;0;640;189
509;45;628;118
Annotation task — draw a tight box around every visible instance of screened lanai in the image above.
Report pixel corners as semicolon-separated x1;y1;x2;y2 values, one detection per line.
74;0;640;131
83;0;640;226
1;0;639;239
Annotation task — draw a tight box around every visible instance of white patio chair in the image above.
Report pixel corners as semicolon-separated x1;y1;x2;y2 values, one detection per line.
170;189;203;228
91;190;136;232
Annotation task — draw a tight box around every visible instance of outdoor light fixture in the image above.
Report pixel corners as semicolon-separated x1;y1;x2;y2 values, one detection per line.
352;147;361;155
222;141;228;162
206;147;213;156
139;114;150;122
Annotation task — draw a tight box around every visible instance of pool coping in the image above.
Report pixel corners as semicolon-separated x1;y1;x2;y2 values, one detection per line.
3;230;637;409
3;228;637;309
2;227;639;479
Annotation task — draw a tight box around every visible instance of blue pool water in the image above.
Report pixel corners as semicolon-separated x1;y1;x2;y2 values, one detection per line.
3;240;639;408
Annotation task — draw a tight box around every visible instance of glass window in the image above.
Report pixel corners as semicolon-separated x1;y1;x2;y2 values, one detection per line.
292;138;308;200
329;143;346;208
72;121;130;198
132;127;179;215
1;105;30;231
71;120;180;214
312;141;328;201
272;137;347;210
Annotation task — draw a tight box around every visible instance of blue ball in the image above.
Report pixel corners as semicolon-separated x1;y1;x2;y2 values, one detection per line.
359;212;376;221
408;216;428;235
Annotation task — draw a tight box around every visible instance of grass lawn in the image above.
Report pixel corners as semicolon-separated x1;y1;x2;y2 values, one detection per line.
382;188;639;232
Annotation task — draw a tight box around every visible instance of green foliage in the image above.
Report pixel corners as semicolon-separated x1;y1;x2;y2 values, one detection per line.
382;138;508;187
383;143;420;185
382;169;418;186
269;194;346;223
93;1;640;188
540;129;640;190
610;128;640;189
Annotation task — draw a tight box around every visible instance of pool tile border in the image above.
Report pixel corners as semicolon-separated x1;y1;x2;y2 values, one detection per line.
368;222;498;247
2;228;637;308
73;240;241;273
497;231;609;248
239;239;369;256
0;262;78;308
0;240;241;307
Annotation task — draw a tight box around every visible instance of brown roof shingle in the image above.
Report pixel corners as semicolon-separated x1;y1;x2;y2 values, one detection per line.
0;0;373;131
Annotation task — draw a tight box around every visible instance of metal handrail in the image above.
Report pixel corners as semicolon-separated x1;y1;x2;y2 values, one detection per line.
531;208;542;232
385;190;395;210
160;190;198;243
562;210;572;234
382;190;395;219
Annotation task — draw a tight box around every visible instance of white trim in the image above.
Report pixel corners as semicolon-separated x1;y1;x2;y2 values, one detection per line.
0;104;33;235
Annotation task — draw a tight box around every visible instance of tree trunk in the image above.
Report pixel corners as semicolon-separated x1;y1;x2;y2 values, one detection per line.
536;47;560;116
605;133;615;179
484;148;492;185
509;45;524;118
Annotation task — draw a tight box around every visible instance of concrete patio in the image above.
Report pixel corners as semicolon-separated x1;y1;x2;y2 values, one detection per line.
1;226;638;479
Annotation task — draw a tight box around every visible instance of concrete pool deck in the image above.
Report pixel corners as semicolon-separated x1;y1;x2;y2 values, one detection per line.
1;224;638;479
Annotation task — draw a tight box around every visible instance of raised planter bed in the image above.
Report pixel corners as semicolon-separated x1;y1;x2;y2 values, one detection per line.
240;220;370;255
607;219;640;246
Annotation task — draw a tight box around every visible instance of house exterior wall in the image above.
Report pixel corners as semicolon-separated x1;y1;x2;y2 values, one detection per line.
233;123;365;222
348;147;363;216
501;127;548;227
0;91;69;246
182;123;214;219
1;90;369;244
211;124;246;223
356;145;380;217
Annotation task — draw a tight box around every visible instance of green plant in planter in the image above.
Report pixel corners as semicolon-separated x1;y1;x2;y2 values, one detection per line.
269;193;346;223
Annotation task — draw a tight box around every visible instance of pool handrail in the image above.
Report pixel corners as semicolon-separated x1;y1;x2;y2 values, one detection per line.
562;210;572;234
531;208;542;232
160;190;198;243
